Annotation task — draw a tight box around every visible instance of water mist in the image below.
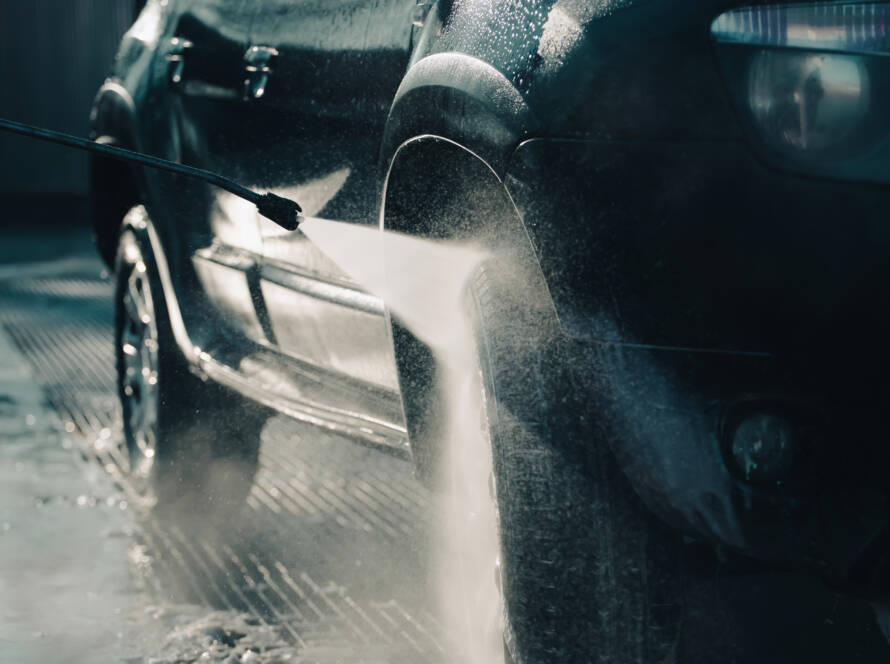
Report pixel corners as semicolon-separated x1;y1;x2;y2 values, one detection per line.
300;218;505;664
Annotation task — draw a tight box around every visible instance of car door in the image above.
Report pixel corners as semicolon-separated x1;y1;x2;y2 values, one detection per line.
155;0;271;345
247;0;416;394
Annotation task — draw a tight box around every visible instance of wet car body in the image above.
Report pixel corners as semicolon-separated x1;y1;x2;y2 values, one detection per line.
90;0;890;608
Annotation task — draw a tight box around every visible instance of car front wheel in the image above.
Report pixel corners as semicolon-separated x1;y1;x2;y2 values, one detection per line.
403;248;690;663
114;208;267;524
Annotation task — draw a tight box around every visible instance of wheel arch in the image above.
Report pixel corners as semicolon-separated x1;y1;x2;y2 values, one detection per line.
379;134;556;481
119;205;197;370
89;81;145;268
380;52;538;178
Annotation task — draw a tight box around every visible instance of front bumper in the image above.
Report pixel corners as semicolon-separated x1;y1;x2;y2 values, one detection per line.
505;138;890;594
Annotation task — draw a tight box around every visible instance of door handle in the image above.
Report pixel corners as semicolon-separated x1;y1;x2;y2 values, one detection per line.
165;37;193;89
165;36;241;100
243;46;279;101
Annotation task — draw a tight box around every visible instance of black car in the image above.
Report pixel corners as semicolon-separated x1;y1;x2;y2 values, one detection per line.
90;0;890;660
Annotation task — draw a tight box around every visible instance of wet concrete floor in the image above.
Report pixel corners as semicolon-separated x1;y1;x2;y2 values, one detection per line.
0;223;444;663
0;324;149;663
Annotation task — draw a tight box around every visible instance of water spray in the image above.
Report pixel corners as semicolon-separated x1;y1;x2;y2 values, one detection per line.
0;118;302;231
0;115;505;662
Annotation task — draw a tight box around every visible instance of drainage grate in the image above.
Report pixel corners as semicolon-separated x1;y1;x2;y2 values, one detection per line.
0;257;447;662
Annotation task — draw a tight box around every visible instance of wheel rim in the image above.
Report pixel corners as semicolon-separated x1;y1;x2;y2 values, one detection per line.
120;259;160;479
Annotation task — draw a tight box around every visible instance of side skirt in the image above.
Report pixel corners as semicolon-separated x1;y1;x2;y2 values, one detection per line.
129;207;410;459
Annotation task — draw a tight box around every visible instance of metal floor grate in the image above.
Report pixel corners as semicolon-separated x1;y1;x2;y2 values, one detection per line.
0;259;447;663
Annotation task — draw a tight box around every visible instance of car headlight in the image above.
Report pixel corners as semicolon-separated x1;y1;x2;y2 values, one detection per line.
711;2;890;180
746;50;869;153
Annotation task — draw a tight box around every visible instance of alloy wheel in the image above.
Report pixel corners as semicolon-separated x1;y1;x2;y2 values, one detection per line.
119;258;160;480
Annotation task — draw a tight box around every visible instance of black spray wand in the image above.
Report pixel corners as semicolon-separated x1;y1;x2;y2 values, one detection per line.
0;118;302;231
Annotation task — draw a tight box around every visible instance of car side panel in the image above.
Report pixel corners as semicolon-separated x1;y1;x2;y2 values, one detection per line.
249;0;416;393
161;0;271;346
93;0;268;356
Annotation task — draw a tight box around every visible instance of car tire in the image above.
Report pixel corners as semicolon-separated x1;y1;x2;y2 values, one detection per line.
114;210;267;524
408;248;689;663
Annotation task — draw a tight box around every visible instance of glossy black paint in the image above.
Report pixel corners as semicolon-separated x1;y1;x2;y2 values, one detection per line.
90;0;890;592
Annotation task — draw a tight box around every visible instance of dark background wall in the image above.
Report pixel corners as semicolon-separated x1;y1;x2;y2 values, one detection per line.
0;1;136;199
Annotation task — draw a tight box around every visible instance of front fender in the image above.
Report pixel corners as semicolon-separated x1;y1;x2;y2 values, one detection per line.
382;51;538;177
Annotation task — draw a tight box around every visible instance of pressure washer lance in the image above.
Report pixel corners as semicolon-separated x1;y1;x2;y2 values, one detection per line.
0;117;302;231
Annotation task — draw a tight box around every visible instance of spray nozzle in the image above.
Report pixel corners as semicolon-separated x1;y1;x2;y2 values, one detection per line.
0;117;303;231
255;192;302;231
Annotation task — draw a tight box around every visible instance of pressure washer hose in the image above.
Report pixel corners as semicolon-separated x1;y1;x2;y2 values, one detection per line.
0;117;301;231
